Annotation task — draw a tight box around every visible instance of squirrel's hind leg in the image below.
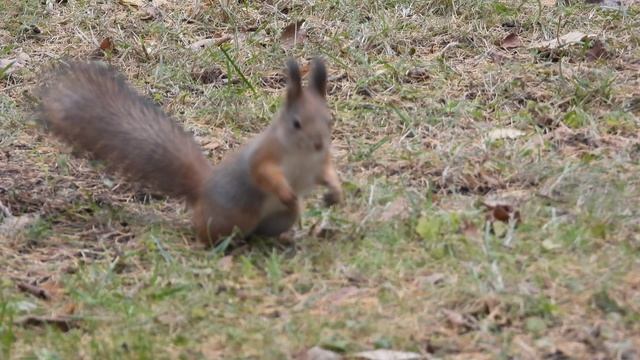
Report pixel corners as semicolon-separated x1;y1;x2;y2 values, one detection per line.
253;207;299;237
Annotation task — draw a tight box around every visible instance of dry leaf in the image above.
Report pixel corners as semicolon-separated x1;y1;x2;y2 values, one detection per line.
461;220;481;241
156;312;186;326
487;50;510;64
352;349;423;360
100;37;116;52
0;52;29;76
118;0;144;7
530;31;596;49
379;197;409;221
323;287;362;306
140;5;160;20
441;308;478;333
486;128;525;142
298;346;343;360
191;66;226;85
61;302;78;315
541;0;556;5
280;19;306;49
598;0;624;10
586;39;608;61
447;353;493;360
16;315;79;332
309;217;338;238
189;35;232;51
404;68;430;83
261;71;287;89
555;341;589;359
500;33;522;49
415;273;447;287
0;213;39;238
217;255;233;272
442;309;470;328
89;37;117;59
199;335;226;359
203;139;222;152
481;200;521;224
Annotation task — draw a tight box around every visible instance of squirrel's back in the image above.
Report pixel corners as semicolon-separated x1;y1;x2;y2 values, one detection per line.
38;62;212;201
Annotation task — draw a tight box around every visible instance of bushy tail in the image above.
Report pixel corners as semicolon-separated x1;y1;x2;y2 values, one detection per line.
38;62;213;201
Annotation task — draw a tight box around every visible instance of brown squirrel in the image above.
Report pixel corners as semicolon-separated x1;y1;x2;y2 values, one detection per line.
38;58;343;245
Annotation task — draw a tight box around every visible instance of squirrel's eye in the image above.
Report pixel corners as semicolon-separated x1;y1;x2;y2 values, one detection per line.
292;118;301;130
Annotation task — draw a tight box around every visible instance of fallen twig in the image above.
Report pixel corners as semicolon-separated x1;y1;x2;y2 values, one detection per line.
17;282;51;300
16;315;79;332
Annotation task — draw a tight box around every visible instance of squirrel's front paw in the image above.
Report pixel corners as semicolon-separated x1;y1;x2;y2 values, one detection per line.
278;187;298;208
323;189;343;207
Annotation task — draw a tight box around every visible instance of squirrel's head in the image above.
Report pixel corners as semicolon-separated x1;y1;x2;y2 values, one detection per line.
276;57;332;153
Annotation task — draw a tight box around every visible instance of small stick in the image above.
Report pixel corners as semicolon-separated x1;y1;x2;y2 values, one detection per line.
16;315;77;332
17;282;51;301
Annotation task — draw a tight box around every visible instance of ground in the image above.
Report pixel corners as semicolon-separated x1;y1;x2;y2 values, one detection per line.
1;0;640;359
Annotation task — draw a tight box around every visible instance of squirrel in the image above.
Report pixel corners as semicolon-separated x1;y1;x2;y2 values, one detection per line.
37;58;343;246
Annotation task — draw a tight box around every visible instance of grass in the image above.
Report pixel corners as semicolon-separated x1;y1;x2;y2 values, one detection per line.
1;0;640;359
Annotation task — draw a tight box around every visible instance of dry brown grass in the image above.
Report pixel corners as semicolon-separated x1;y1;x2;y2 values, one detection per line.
1;0;640;359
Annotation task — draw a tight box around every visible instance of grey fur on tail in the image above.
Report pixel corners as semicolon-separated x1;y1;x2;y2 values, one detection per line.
38;62;213;201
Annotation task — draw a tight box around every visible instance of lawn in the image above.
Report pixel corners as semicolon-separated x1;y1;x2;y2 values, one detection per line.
1;0;639;359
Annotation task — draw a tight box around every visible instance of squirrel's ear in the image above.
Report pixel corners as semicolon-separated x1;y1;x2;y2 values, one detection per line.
309;57;327;98
286;58;302;104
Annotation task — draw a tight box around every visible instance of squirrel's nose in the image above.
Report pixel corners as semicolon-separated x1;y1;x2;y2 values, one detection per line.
314;141;323;151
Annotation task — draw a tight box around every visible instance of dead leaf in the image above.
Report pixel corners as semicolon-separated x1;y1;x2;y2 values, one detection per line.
481;200;521;225
555;341;589;359
461;220;481;241
352;349;423;360
0;213;39;238
447;353;493;360
189;35;232;51
487;50;510;64
442;309;473;329
61;302;78;315
191;66;226;85
280;20;306;49
16;315;79;332
598;0;624;10
100;37;116;52
89;37;117;59
415;273;447;287
586;39;608;61
309;217;338;238
323;287;363;306
530;31;596;49
203;139;222;152
487;128;525;142
261;71;287;89
404;68;430;83
541;0;556;6
156;312;186;326
199;335;226;359
217;255;233;272
379;197;409;221
118;0;144;7
0;52;30;77
298;346;343;360
500;33;522;49
140;5;160;20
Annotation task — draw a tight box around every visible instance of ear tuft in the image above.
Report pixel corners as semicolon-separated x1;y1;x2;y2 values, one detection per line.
286;58;302;104
309;57;327;98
